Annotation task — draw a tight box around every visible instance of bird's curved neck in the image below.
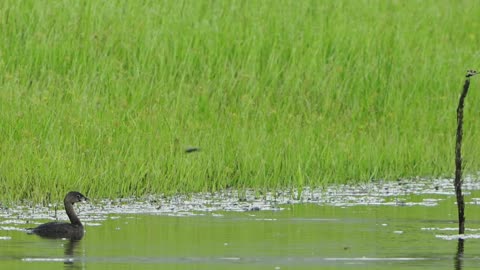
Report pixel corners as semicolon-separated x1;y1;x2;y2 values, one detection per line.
64;200;82;226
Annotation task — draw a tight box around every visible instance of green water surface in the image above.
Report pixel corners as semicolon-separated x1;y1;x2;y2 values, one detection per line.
2;194;480;270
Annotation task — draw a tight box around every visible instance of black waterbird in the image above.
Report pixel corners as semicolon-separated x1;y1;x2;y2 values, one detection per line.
28;191;88;240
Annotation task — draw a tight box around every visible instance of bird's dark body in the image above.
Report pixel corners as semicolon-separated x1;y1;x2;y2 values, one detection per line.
30;222;84;240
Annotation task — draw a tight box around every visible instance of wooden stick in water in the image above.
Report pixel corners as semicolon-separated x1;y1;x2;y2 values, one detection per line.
455;69;479;234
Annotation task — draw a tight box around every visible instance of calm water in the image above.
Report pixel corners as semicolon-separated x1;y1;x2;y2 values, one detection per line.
2;179;480;269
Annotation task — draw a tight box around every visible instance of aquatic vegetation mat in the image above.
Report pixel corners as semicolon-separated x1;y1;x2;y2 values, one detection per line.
1;176;480;224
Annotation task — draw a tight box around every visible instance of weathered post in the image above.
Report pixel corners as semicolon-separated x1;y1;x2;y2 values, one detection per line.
455;70;479;234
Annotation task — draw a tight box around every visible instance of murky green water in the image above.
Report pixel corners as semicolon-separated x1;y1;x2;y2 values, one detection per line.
2;180;480;269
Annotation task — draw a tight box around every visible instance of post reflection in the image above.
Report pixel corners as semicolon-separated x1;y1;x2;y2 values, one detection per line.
454;239;464;270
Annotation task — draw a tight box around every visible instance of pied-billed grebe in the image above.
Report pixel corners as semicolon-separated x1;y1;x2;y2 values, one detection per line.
28;191;88;240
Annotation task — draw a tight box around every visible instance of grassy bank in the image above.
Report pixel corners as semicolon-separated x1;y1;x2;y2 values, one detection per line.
1;0;480;202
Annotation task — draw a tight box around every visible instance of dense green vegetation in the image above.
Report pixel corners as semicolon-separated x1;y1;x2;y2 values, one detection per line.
1;0;480;202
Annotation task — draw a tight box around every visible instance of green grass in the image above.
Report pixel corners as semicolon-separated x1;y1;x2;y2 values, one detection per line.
1;0;480;202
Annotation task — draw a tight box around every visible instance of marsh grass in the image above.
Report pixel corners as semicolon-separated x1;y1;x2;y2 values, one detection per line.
1;0;480;202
